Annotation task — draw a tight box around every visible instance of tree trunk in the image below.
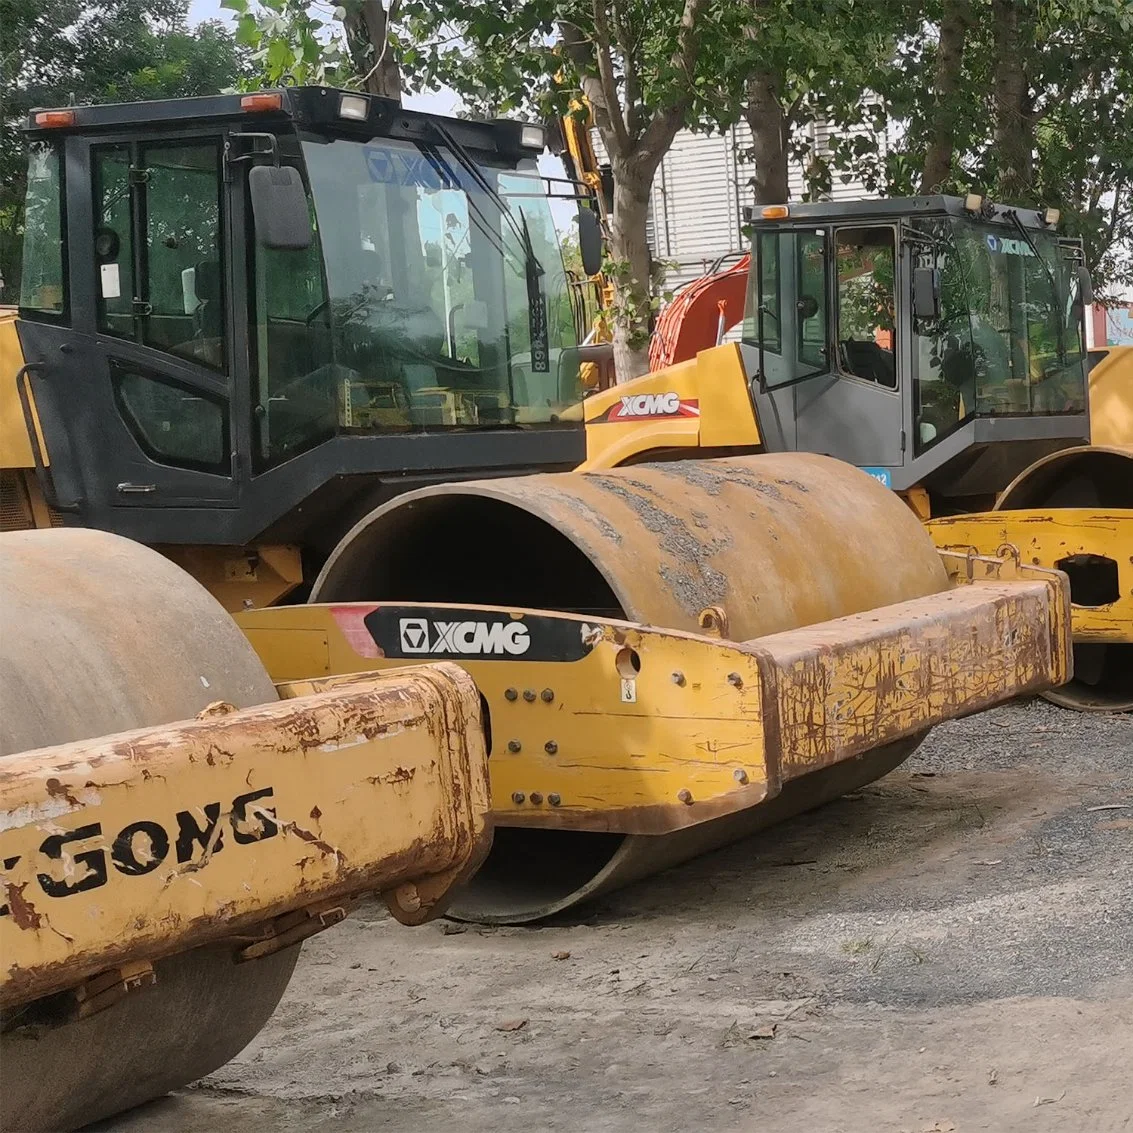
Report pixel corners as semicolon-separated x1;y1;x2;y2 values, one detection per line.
919;0;971;193
743;72;790;205
991;0;1032;201
607;165;654;381
344;0;402;100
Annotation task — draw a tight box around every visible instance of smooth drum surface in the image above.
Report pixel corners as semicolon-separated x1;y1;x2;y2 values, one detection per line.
997;445;1133;712
0;529;298;1131
314;453;949;922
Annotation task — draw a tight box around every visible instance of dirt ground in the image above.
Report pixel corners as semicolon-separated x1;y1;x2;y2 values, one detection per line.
104;700;1132;1133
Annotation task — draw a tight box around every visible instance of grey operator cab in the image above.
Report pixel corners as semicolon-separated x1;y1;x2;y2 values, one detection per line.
16;87;597;548
740;196;1091;506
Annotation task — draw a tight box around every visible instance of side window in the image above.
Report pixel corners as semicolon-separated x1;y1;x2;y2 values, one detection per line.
249;162;334;470
749;231;781;354
835;226;896;388
92;141;225;370
19;142;67;316
111;364;228;473
93;146;135;337
143;144;225;369
796;231;828;371
748;229;828;389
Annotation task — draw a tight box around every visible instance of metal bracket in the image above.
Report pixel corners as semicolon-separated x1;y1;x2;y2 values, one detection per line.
127;167;150;186
234;900;352;962
73;961;156;1020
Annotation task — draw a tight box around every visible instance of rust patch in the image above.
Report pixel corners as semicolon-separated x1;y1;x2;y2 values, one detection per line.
281;820;345;864
6;881;43;930
44;777;79;806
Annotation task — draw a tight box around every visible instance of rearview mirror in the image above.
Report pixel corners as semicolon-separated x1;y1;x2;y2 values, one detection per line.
1077;264;1094;308
249;165;312;251
577;206;603;278
913;266;941;320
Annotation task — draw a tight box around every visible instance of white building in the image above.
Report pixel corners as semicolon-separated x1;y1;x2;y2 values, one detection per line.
598;119;886;291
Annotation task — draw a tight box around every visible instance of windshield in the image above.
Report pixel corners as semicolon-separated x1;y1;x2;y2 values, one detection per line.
912;215;1086;453
300;137;577;433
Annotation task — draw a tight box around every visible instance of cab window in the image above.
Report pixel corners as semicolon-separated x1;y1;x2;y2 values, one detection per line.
835;226;897;388
20;143;67;316
93;141;226;370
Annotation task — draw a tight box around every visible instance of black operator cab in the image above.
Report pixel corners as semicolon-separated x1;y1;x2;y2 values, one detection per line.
16;88;587;547
741;196;1091;505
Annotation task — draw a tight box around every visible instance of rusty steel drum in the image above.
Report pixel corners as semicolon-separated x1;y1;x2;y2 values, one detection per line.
0;529;296;1132
313;452;951;923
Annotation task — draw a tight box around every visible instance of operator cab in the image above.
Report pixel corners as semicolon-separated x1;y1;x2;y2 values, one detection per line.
16;88;598;547
742;196;1091;506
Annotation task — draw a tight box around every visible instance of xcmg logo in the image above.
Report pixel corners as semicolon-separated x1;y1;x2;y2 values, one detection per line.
398;618;531;656
603;392;700;421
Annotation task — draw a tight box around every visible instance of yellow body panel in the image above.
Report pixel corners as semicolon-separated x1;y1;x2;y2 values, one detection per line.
927;509;1133;642
1089;345;1133;448
0;663;491;1007
237;557;1069;835
157;543;305;611
0;312;47;471
581;344;761;469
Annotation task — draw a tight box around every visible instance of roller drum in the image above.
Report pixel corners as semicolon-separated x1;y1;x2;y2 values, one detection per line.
0;530;297;1132
314;452;949;923
996;444;1133;712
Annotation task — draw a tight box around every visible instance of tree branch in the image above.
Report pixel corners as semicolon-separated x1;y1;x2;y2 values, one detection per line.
634;0;708;169
590;1;631;152
557;17;630;157
611;0;642;139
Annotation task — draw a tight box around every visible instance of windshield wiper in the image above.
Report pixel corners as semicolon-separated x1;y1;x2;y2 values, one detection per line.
1005;210;1067;365
429;120;543;279
429;120;551;375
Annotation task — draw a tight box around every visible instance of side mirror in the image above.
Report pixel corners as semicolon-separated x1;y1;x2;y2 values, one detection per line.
1077;264;1094;308
913;266;941;320
249;165;312;251
577;206;604;278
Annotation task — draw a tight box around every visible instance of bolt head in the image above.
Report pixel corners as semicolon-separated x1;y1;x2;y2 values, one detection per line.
507;739;522;753
548;793;562;806
523;689;537;702
677;788;693;804
511;791;525;805
733;768;748;784
727;672;743;689
529;792;544;805
505;688;518;702
540;688;555;703
672;671;686;687
544;740;558;755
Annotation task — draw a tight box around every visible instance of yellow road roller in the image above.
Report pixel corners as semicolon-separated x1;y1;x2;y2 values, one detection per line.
578;202;1133;711
1;529;492;1132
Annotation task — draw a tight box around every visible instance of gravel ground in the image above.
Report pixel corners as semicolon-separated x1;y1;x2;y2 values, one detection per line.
102;700;1132;1133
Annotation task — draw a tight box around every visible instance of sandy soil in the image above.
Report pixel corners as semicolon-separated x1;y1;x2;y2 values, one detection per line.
101;701;1132;1133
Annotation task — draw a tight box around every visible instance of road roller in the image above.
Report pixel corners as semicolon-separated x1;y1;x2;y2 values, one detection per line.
579;199;1132;711
1;529;492;1131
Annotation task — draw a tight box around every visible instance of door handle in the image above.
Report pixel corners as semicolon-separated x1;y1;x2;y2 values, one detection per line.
116;483;157;494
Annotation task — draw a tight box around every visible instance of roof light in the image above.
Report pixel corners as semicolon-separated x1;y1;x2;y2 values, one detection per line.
241;92;283;113
1042;207;1060;227
964;193;983;213
339;93;369;121
34;109;76;128
761;205;789;220
520;125;545;150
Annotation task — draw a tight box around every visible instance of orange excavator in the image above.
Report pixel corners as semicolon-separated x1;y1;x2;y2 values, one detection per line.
648;253;749;371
